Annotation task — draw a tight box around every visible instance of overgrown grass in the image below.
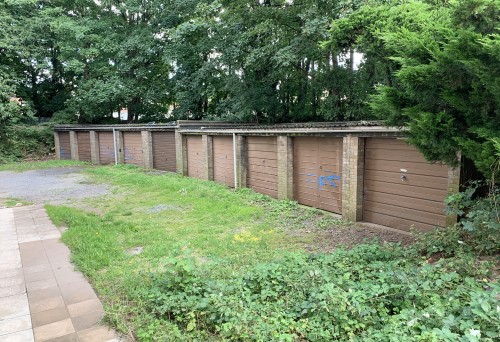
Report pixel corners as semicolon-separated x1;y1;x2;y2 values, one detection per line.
45;165;329;339
0;160;90;172
44;165;499;341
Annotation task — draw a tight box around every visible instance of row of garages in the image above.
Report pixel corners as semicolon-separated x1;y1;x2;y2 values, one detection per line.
57;130;176;171
55;122;457;233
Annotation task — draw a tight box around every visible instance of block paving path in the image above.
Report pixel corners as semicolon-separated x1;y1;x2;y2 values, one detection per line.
0;205;120;342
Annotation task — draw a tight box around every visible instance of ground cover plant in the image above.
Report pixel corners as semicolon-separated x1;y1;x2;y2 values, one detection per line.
43;165;499;341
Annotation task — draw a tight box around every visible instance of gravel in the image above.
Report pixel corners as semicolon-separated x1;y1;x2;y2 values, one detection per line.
0;167;110;205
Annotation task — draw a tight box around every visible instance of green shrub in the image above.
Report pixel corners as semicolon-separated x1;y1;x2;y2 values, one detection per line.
142;245;499;341
0;124;54;163
443;182;500;255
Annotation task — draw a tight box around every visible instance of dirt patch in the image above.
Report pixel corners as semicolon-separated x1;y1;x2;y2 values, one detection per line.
0;167;110;205
126;246;144;256
297;224;416;252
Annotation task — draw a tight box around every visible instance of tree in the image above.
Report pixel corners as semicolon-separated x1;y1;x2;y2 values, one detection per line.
329;0;500;178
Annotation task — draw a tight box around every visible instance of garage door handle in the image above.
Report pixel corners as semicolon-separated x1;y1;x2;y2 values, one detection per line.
319;165;322;170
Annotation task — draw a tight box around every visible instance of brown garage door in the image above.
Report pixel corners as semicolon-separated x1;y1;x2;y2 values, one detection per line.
77;132;91;162
247;136;278;198
152;131;176;172
293;137;343;213
99;132;115;165
123;132;143;167
213;136;234;187
59;132;71;160
363;138;448;232
187;136;203;179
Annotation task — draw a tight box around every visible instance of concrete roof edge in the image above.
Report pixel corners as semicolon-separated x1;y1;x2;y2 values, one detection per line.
54;123;177;131
53;121;406;134
179;126;406;135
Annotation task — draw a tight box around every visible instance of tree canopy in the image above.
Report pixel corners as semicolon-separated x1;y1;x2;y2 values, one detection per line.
329;0;499;176
0;0;498;176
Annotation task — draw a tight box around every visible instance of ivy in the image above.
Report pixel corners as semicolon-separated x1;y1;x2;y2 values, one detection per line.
141;244;499;340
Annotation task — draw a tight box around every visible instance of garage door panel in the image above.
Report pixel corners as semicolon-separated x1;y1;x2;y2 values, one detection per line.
123;132;143;166
363;138;448;231
365;159;448;177
294;139;318;147
247;137;278;198
293;154;318;165
293;137;343;214
318;187;342;196
187;136;203;179
152;131;176;172
247;150;277;161
247;137;276;150
366;150;432;163
317;155;342;164
98;132;114;165
364;192;445;216
248;165;278;177
77;132;91;162
364;179;447;202
247;170;278;179
59;132;71;160
366;139;417;150
247;143;277;151
364;170;448;189
295;188;318;198
364;202;445;227
318;146;343;155
213;136;234;187
363;212;436;232
318;201;341;213
294;190;318;202
247;175;277;190
364;201;445;228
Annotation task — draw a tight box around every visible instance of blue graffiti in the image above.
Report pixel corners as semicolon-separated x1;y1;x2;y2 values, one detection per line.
303;172;341;190
306;173;317;184
318;174;341;188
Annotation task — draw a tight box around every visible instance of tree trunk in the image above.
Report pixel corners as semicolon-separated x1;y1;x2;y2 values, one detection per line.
127;97;141;123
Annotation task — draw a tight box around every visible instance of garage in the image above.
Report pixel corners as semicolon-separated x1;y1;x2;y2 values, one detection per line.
98;132;115;165
212;136;234;187
59;132;71;160
152;131;176;172
187;136;203;179
123;132;143;167
293;137;343;213
246;136;278;198
77;131;91;162
363;138;449;232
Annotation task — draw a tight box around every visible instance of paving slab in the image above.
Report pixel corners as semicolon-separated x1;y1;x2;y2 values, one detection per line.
0;206;120;342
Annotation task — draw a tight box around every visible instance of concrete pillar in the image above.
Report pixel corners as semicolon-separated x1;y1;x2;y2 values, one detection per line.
54;132;61;160
115;131;125;164
277;136;294;200
202;135;214;181
341;135;365;222
90;131;100;165
69;131;79;161
446;156;461;226
235;135;247;189
175;131;188;175
141;131;154;169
